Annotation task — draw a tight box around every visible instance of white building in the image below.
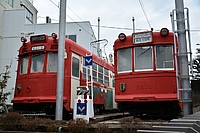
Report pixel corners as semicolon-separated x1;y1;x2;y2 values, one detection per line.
0;0;97;103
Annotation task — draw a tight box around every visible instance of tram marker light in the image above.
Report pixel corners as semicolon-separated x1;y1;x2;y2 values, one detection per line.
21;37;27;43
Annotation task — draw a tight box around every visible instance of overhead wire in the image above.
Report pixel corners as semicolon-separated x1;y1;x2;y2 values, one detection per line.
38;0;200;34
138;0;152;29
49;0;94;37
91;25;148;31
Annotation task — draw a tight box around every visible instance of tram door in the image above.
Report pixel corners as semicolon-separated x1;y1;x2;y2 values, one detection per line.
70;53;81;109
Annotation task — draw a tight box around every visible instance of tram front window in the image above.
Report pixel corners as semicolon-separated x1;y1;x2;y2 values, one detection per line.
117;48;132;73
47;52;58;72
156;45;174;69
20;55;29;74
31;53;44;73
134;46;153;71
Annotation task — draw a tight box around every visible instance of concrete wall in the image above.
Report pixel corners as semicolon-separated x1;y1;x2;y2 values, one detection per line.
13;0;37;23
1;9;26;102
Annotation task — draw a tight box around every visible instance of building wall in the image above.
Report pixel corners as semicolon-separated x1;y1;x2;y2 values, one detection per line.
0;1;37;104
13;0;37;23
1;9;97;103
1;9;26;103
0;0;37;72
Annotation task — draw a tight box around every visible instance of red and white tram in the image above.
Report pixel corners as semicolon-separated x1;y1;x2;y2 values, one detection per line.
114;28;182;117
12;33;116;119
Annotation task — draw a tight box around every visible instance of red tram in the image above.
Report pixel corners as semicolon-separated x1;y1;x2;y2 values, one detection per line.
114;28;182;117
12;33;116;119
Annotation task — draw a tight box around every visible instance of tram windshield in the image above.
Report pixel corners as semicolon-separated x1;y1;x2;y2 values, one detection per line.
117;48;132;73
31;53;44;73
156;45;174;69
20;55;29;74
135;46;153;71
47;52;58;72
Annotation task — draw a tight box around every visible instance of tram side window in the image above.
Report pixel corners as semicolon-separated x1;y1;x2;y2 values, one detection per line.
72;57;79;77
156;45;174;69
31;53;44;73
92;62;97;82
47;52;58;72
104;68;109;86
20;55;29;74
135;46;153;71
117;48;132;73
82;67;90;80
82;57;91;80
98;65;103;84
112;75;115;87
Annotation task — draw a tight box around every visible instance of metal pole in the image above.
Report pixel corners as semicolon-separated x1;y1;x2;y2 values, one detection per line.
97;17;100;57
170;11;180;100
175;0;192;116
185;8;194;79
55;0;66;120
132;17;135;33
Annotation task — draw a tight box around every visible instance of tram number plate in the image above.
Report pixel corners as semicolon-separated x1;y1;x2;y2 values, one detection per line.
31;46;44;51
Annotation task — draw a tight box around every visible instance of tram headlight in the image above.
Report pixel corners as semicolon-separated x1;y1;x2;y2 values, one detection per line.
160;28;169;36
120;83;126;92
118;33;126;41
51;33;58;39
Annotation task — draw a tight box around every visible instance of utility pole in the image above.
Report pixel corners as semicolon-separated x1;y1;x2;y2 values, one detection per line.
175;0;192;116
55;0;66;120
132;17;135;33
97;17;101;57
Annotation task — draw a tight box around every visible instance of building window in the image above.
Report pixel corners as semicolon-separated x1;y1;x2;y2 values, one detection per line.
22;6;33;22
66;35;77;42
6;0;13;7
25;8;33;22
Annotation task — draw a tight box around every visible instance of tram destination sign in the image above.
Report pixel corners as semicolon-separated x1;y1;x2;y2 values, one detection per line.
133;31;152;44
30;35;46;42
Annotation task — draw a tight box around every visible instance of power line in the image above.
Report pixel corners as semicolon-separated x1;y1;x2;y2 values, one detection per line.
48;0;94;37
91;25;148;31
138;0;152;29
50;0;59;8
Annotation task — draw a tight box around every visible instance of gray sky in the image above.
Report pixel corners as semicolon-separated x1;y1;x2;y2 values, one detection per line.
33;0;200;57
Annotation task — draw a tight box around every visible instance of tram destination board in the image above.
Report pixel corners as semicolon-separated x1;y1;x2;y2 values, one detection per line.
134;31;152;44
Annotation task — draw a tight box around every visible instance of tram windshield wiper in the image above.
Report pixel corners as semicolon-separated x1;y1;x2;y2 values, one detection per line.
137;46;151;57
